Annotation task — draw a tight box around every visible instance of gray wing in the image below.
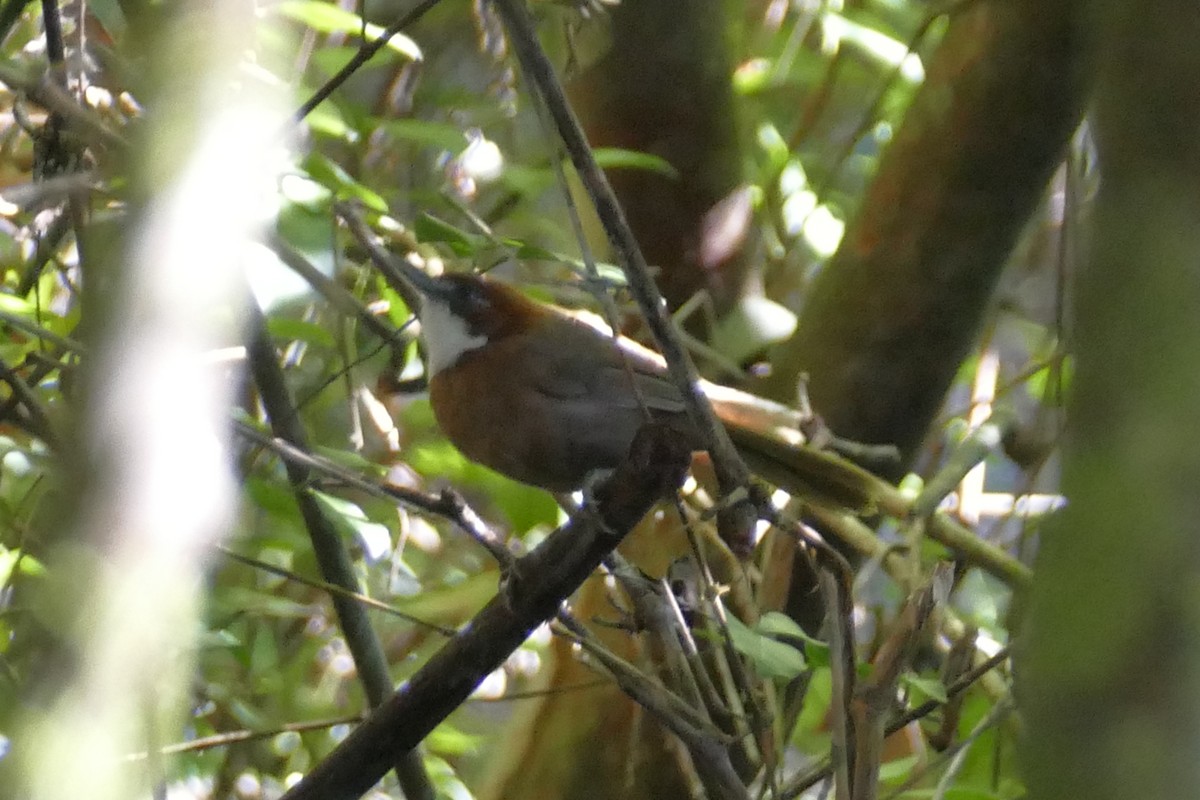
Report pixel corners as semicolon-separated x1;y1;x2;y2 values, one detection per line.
516;317;688;414
513;318;698;467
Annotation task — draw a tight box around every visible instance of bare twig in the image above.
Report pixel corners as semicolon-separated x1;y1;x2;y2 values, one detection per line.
292;0;443;123
0;353;59;449
245;301;435;800
821;568;856;800
268;232;401;344
490;0;758;548
216;545;457;636
277;423;692;800
781;647;1011;799
0;62;127;152
234;418;513;565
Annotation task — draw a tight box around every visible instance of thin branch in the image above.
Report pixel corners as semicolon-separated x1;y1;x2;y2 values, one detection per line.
216;545;457;636
821;568;855;800
123;713;368;760
603;551;754;797
292;0;443;124
244;301;435;800
233;419;512;564
268;232;401;344
0;308;84;353
553;612;729;749
0;353;59;449
0;62;127;152
278;422;692;800
490;0;756;534
40;0;64;70
781;646;1012;799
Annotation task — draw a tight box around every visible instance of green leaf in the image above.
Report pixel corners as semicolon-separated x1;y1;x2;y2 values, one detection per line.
756;612;829;668
878;754;919;783
405;437;559;534
792;667;833;741
725;614;807;680
756;611;807;639
276;1;422;61
309;46;394;86
426;724;485;756
268;316;336;349
301;96;359;142
378;119;469;153
215;587;318;619
244;477;301;520
414;213;486;255
312;490;392;549
901;672;949;704
0;292;34;315
0;547;45;584
302;154;388;212
591;148;680;179
894;789;1010;800
507;241;560;261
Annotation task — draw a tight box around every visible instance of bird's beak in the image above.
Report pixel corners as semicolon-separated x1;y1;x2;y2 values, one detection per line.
386;257;455;313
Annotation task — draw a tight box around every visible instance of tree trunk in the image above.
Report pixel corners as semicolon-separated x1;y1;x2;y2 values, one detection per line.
1019;3;1200;798
761;0;1087;473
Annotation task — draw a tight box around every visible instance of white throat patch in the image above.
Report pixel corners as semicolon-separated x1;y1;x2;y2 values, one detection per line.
420;298;488;375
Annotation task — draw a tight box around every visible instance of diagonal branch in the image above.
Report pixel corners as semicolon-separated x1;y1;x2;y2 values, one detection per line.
244;300;435;800
490;0;758;547
278;422;692;800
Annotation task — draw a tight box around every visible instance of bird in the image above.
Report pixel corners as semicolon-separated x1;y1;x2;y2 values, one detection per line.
382;260;881;509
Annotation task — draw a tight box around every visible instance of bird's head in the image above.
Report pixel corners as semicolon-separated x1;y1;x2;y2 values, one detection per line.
392;263;550;376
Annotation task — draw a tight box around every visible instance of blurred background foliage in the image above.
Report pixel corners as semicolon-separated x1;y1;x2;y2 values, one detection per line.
0;0;1092;798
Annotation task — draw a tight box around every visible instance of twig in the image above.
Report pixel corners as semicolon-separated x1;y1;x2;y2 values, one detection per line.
336;202;425;314
555;610;750;800
490;0;756;536
123;713;368;760
0;62;127;152
233;417;510;564
277;422;692;800
244;301;435;800
781;646;1011;799
268;232;401;344
0;308;84;353
910;406;1017;519
606;551;756;794
553;612;728;749
848;566;950;800
216;545;457;636
820;568;855;800
0;353;59;449
292;0;443;123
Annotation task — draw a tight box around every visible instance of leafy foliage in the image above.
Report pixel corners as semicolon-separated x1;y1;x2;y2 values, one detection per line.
0;1;1072;798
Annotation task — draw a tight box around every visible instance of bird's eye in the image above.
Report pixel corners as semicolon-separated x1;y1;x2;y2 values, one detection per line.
463;285;490;313
444;282;482;319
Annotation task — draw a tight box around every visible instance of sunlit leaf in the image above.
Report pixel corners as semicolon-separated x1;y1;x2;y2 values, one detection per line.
268;316;336;348
591;148;680;179
725;614;807;680
378;119;470;153
303;154;389;212
414;214;486;255
276;1;422;61
878;754;920;783
901;672;948;704
0;292;34;314
312;489;394;560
